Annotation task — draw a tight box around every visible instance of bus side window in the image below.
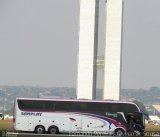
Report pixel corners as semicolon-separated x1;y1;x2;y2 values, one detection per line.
42;102;46;110
52;103;56;110
45;101;55;111
104;103;110;112
110;104;119;112
80;102;87;112
17;100;22;109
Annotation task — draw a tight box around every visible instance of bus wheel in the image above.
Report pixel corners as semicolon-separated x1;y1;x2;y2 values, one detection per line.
35;125;45;134
48;126;59;134
115;128;125;136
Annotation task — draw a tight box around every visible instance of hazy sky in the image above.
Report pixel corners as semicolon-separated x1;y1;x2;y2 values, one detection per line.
0;0;160;89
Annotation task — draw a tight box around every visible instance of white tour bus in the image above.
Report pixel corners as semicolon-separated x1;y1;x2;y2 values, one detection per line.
13;97;148;135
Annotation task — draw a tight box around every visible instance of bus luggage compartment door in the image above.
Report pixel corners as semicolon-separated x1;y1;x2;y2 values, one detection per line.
70;116;82;132
16;117;29;131
82;117;95;132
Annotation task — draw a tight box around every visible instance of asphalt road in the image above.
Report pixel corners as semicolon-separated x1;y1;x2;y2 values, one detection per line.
6;132;114;137
6;132;160;137
7;133;70;137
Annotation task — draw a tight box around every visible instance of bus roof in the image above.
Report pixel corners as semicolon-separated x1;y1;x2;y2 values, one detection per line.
16;97;138;105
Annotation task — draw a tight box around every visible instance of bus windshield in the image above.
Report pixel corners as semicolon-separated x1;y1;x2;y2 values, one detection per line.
133;100;149;119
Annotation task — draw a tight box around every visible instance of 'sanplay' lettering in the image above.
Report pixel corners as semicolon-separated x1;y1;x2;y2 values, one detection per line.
21;112;42;116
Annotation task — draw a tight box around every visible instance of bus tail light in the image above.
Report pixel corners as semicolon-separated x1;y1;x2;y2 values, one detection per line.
13;118;16;123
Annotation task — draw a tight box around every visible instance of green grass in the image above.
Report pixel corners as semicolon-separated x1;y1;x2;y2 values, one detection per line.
145;124;160;132
0;119;13;131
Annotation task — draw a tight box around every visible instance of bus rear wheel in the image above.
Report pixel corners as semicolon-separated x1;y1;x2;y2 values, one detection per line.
48;126;59;134
35;125;45;134
115;128;125;136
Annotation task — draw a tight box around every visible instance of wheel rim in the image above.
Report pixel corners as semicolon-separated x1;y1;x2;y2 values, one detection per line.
116;129;124;136
50;128;57;134
36;127;44;134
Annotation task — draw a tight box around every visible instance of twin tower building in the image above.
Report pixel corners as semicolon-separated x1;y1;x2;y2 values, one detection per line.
76;0;123;100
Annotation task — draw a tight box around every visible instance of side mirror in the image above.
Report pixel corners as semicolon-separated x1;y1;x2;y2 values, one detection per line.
127;113;134;123
127;113;134;119
133;112;143;124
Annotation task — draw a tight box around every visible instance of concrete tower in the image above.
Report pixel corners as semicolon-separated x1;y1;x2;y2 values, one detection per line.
103;0;123;100
77;0;123;100
77;0;99;99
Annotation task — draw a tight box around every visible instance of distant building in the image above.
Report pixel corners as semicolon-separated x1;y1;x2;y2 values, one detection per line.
148;115;160;125
153;104;160;114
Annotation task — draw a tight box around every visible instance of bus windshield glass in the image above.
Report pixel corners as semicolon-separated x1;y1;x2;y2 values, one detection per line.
133;100;148;119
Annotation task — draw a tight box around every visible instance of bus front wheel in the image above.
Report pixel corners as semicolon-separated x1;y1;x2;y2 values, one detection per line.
35;125;45;134
48;126;59;134
115;128;125;136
